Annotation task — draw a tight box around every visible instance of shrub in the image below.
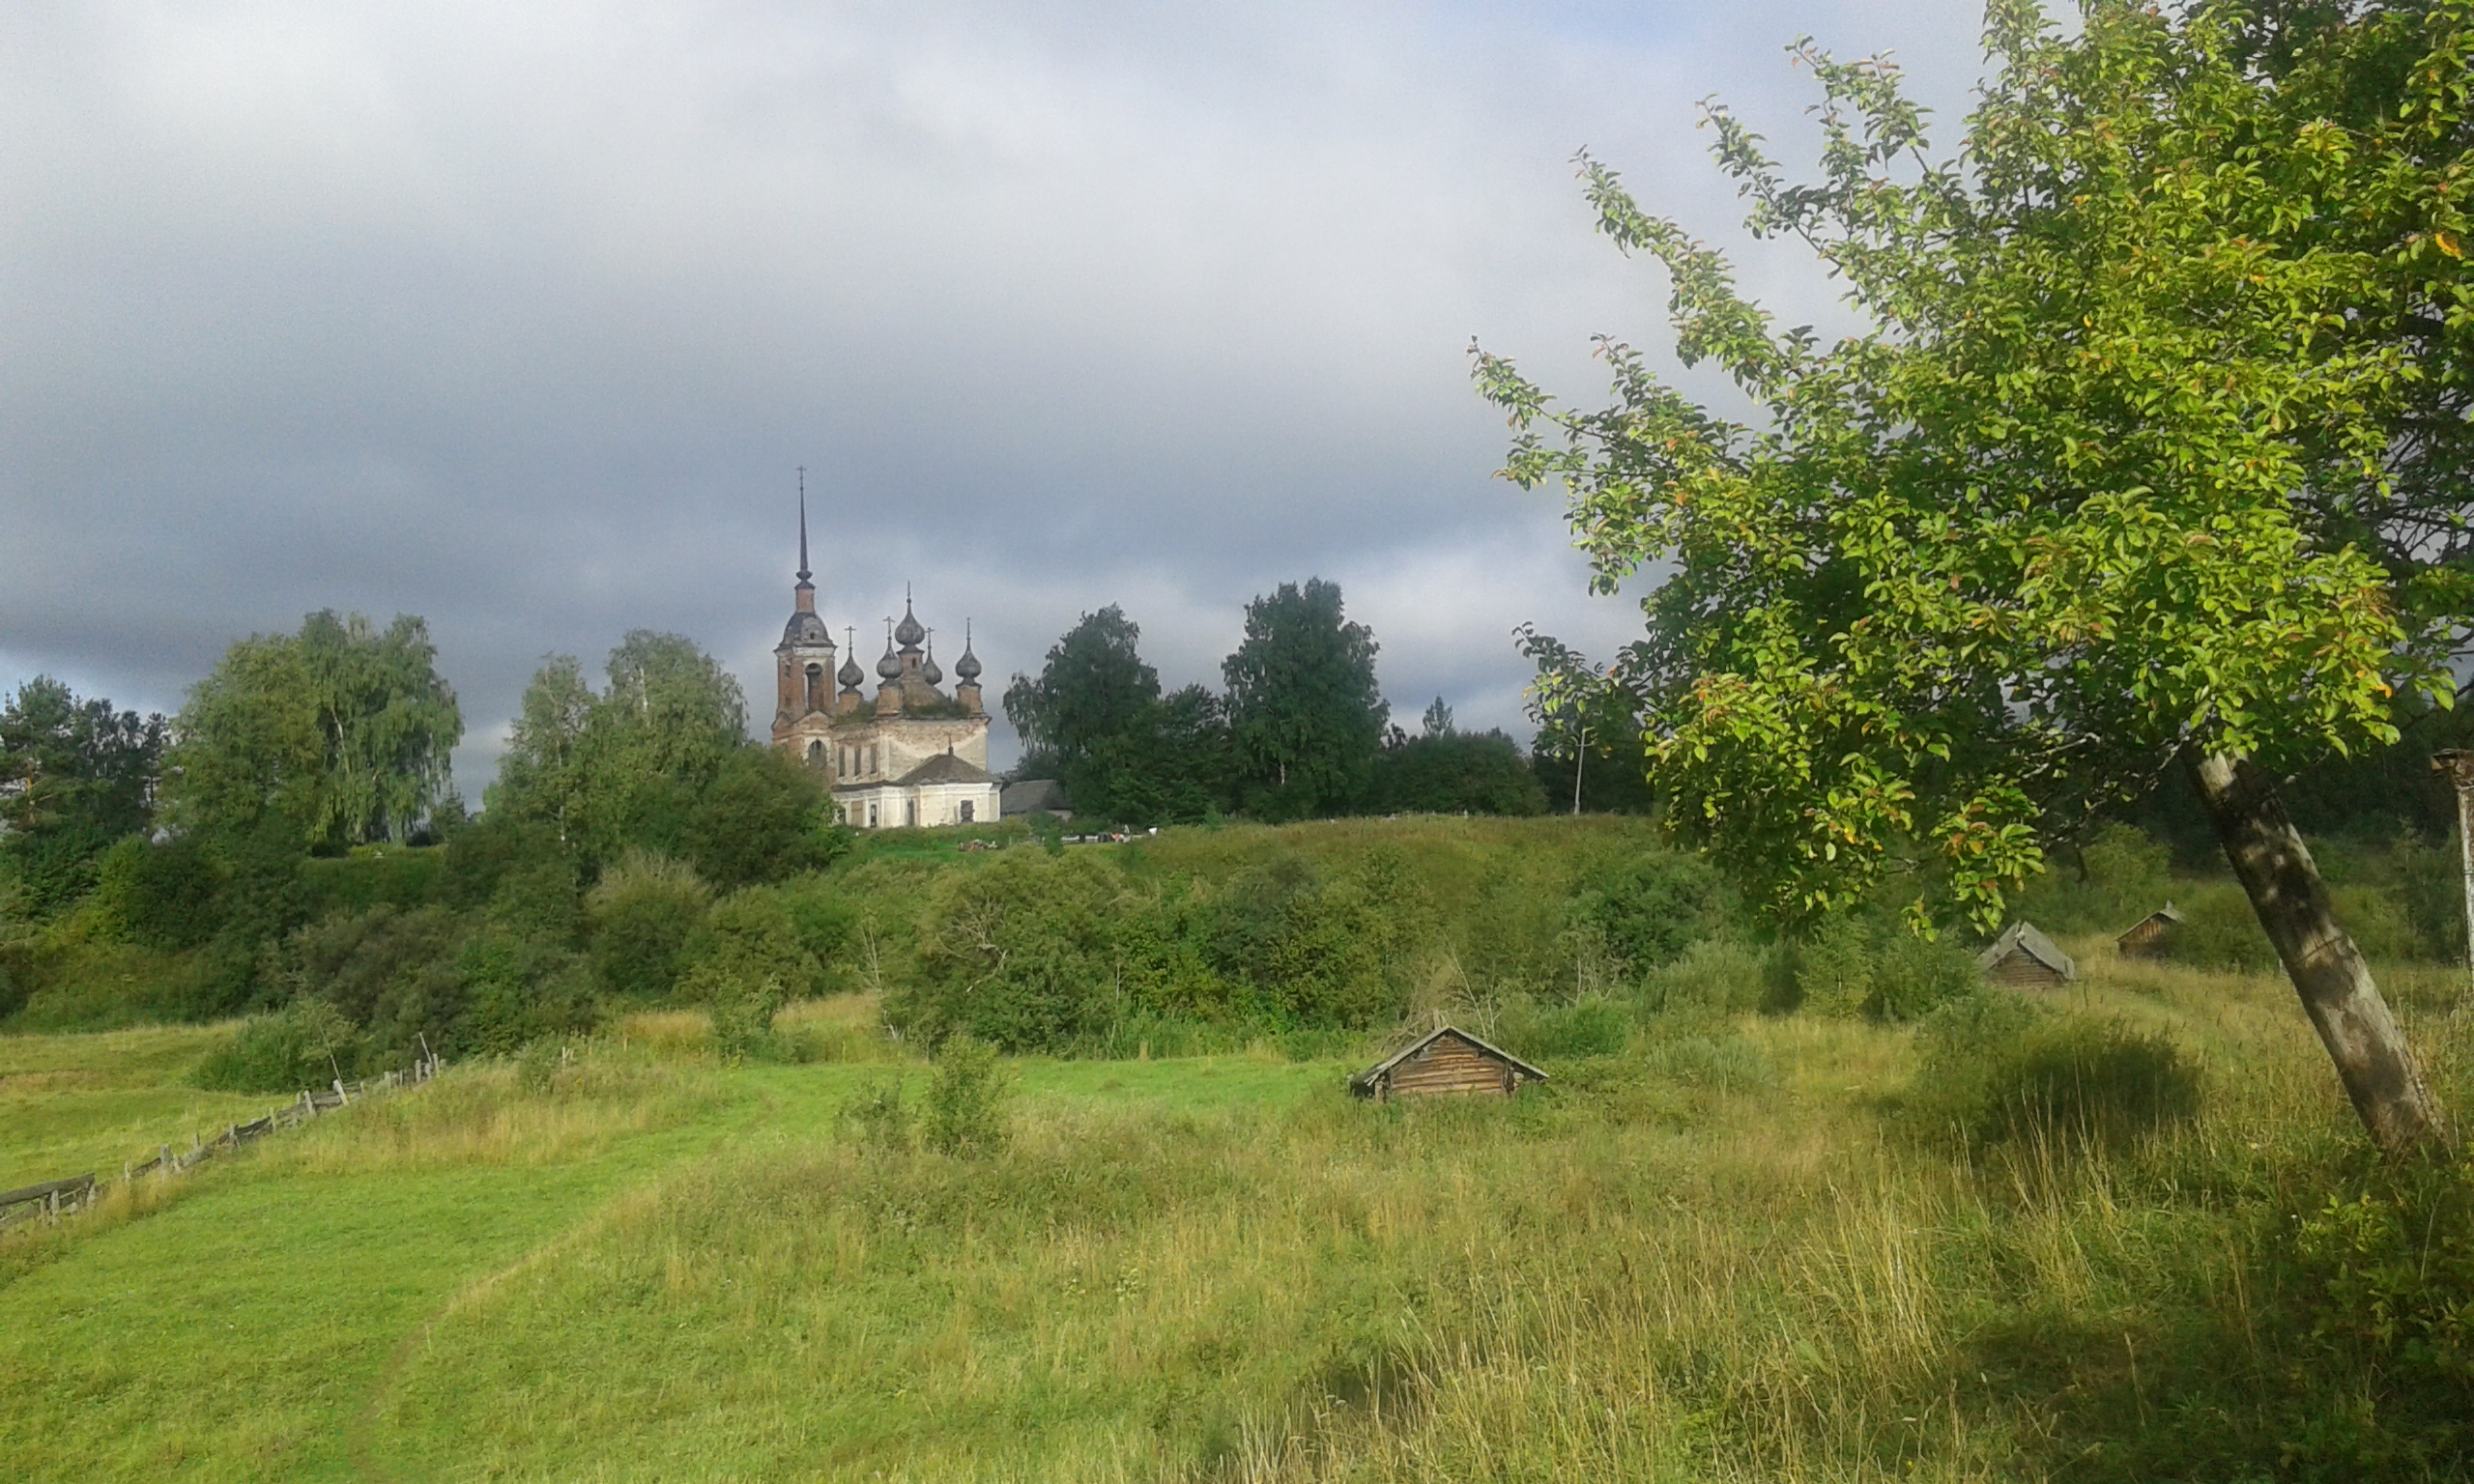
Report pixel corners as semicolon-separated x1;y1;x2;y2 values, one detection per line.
1493;995;1630;1060
1638;937;1770;1016
1864;929;1980;1023
91;833;223;951
283;905;468;1058
703;971;786;1065
1571;850;1729;981
1906;991;2201;1150
921;1035;1011;1156
2162;882;2280;973
896;853;1126;1050
2283;1160;2474;1469
1790;915;1874;1018
190;998;369;1094
460;926;598;1057
841;1075;912;1154
587;850;711;1001
688;889;822;1002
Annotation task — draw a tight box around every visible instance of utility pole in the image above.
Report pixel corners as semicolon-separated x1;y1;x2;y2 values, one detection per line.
1573;722;1593;815
2431;750;2474;995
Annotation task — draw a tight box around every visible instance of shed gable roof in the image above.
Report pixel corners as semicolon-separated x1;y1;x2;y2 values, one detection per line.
1976;921;2077;980
1350;1026;1548;1093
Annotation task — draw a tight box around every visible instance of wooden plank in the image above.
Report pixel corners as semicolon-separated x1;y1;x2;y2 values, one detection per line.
0;1173;96;1210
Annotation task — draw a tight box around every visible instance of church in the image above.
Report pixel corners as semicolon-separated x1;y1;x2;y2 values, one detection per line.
768;498;1002;830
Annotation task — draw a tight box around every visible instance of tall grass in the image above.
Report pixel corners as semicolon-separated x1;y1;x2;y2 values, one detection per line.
8;936;2473;1480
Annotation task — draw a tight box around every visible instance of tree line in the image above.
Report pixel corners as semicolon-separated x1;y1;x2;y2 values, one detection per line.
1003;577;1550;825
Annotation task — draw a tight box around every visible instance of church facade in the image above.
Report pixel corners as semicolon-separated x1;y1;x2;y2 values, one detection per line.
769;500;1001;830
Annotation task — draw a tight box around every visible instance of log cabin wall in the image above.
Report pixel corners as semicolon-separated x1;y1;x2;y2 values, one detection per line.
1986;950;2067;989
2118;920;2171;958
1381;1037;1516;1099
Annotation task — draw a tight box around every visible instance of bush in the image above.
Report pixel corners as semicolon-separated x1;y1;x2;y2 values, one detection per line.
190;998;369;1094
896;853;1127;1050
1493;995;1630;1060
2283;1160;2474;1470
283;905;468;1059
2162;882;2280;973
1906;991;2201;1151
587;850;711;1000
688;889;822;1002
460;925;598;1057
91;833;223;951
1864;928;1979;1023
1571;850;1729;981
921;1035;1011;1156
841;1074;912;1154
1788;915;1875;1018
704;972;786;1065
1638;937;1770;1016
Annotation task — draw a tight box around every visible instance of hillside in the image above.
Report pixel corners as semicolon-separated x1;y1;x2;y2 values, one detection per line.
6;889;2471;1480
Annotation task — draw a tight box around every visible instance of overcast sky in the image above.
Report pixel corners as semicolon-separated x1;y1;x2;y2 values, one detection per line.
1;0;1997;792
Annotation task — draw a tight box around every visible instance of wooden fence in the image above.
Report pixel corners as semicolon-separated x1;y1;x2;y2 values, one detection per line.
0;1052;445;1234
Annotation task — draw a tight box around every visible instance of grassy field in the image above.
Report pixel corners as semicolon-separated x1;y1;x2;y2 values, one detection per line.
2;944;2468;1480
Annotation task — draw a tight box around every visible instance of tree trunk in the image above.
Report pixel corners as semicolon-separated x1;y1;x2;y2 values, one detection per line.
2185;751;2450;1157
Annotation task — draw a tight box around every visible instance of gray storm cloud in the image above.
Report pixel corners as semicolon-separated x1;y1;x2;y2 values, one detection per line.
0;0;1993;792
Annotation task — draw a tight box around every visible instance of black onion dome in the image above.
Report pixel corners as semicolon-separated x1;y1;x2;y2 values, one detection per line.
954;635;982;682
876;638;903;680
921;643;944;686
894;598;926;650
781;611;831;645
837;653;865;689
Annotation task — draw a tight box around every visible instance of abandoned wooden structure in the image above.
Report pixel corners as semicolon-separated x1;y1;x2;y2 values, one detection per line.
1976;921;2077;988
1349;1027;1547;1101
2115;902;2186;959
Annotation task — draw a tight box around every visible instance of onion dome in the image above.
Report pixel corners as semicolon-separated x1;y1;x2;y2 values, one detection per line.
922;640;944;687
837;652;865;690
954;620;983;682
876;629;903;680
894;591;926;651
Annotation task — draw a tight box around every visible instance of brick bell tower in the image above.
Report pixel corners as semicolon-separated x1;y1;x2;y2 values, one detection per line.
771;473;839;764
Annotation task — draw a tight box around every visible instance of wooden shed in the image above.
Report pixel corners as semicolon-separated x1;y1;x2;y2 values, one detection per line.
1976;922;2077;988
1349;1027;1547;1102
2114;902;2186;959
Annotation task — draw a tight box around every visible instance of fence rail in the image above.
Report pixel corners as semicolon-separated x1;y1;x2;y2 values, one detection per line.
0;1052;445;1234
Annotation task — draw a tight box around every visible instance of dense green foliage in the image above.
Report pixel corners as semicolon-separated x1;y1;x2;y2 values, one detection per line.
164;612;461;852
0;678;166;918
1481;0;2474;931
1003;607;1234;825
1222;579;1389;820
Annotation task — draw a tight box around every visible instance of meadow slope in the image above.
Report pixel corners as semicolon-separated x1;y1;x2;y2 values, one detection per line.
7;941;2467;1482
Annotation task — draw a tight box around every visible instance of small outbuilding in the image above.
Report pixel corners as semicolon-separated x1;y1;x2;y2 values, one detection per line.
1976;922;2077;988
1349;1026;1547;1102
2114;902;2186;959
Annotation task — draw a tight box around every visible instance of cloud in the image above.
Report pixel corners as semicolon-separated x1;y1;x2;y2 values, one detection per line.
0;0;1998;791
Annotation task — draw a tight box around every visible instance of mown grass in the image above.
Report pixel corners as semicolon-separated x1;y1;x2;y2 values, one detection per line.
2;936;2466;1481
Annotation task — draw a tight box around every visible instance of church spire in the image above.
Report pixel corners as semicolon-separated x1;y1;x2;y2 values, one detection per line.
795;467;813;585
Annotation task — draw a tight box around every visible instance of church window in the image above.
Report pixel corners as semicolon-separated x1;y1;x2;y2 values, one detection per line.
906;799;918;827
867;804;878;827
807;740;822;764
960;801;974;823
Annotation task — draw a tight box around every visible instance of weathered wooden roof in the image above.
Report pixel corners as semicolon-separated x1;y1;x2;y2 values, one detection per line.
1350;1026;1548;1093
2119;900;2186;932
1977;921;2077;981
